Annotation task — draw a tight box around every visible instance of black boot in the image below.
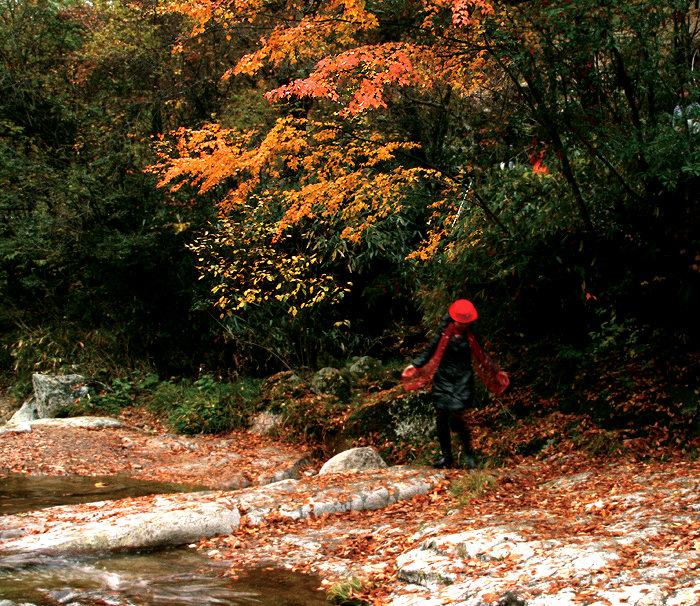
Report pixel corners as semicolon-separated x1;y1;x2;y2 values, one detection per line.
453;410;477;469
432;455;454;469
462;454;477;470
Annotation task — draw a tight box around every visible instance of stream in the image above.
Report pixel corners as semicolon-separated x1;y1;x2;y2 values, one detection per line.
0;475;330;605
0;474;202;516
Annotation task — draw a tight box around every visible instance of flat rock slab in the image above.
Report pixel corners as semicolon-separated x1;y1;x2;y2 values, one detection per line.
192;460;700;606
0;420;313;488
0;466;443;562
387;466;700;606
0;416;123;434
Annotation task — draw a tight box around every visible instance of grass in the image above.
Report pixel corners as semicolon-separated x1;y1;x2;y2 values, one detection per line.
326;577;370;605
449;470;498;506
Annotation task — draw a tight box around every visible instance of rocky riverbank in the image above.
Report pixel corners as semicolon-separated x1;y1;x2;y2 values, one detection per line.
1;417;699;606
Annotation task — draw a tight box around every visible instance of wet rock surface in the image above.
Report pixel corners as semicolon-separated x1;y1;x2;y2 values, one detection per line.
190;460;700;606
0;466;443;562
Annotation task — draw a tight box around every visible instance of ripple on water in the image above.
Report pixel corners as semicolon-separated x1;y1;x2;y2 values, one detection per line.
0;475;330;605
0;548;329;605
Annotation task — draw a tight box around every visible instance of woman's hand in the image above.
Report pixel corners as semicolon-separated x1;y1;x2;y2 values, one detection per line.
402;364;417;378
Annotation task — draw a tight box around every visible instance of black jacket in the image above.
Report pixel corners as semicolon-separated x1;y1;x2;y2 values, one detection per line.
412;315;475;411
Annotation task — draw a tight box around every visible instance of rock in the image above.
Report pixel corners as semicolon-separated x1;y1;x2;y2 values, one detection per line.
0;422;31;435
220;475;250;490
261;371;305;400
0;416;122;435
249;412;282;435
6;396;37;425
0;467;443;558
28;416;122;429
343;390;434;443
8;374;87;424
347;356;381;380
0;497;241;556
310;367;350;398
319;447;387;475
259;456;313;484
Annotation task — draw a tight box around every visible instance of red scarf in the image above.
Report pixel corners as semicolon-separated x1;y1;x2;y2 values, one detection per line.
402;324;509;395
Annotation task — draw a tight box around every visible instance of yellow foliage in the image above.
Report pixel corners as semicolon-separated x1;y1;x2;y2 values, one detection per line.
150;0;504;316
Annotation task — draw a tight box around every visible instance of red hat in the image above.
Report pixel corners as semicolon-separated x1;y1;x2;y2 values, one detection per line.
449;299;477;323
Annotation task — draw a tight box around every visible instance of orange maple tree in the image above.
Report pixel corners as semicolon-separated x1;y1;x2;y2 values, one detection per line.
148;0;501;320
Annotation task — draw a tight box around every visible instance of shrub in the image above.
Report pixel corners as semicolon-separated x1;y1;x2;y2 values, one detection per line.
158;374;259;434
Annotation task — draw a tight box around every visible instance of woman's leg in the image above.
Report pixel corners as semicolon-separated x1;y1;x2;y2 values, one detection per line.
433;408;453;468
451;409;476;469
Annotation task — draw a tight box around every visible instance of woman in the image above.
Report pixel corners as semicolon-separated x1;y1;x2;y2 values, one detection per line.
402;299;508;469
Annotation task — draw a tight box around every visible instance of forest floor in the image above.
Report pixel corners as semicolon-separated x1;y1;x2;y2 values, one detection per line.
1;404;699;605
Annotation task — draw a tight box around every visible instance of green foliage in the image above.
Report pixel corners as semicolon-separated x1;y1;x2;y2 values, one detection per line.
274;393;349;449
8;324;132;379
0;0;232;379
587;311;649;359
156;374;260;434
56;371;263;434
57;374;143;417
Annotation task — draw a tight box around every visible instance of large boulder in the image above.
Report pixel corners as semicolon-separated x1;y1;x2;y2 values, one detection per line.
261;370;305;400
319;446;387;475
310;367;350;398
343;389;434;444
347;356;381;381
8;374;88;424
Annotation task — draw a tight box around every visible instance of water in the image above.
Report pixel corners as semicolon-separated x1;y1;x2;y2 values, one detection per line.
0;548;329;605
0;474;203;515
0;475;330;605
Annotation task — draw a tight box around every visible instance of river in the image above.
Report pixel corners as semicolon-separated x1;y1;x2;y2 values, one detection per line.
0;475;330;606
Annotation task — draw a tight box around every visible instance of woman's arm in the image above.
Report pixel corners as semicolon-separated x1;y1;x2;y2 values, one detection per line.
411;315;451;368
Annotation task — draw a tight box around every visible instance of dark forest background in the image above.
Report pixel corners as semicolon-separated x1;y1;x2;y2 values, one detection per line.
1;0;698;445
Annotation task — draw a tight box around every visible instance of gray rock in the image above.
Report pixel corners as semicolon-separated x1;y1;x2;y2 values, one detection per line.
347;356;380;380
1;416;122;434
29;416;122;429
220;475;250;490
0;422;31;435
249;412;282;435
310;367;350;398
7;395;37;424
362;487;391;510
259;456;312;485
0;467;444;561
8;374;87;424
319;447;387;475
261;371;305;400
2;499;241;555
